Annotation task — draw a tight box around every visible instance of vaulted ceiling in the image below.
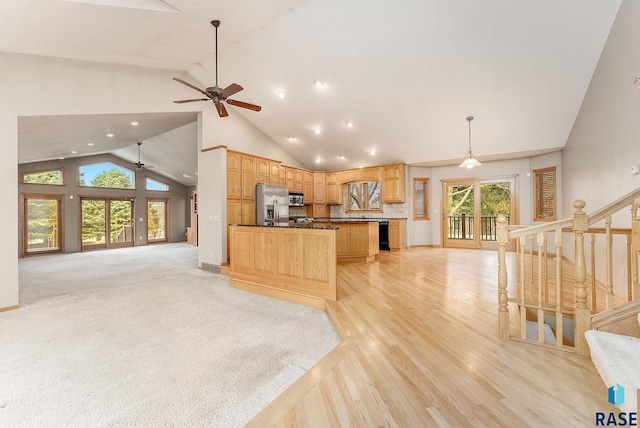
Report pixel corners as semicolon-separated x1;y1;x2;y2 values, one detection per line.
2;0;622;184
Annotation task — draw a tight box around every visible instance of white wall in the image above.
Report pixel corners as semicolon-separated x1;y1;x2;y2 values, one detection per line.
0;113;18;309
561;0;640;296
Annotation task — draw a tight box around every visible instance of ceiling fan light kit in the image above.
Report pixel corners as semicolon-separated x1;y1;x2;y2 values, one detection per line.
459;115;482;169
172;20;262;117
135;141;144;170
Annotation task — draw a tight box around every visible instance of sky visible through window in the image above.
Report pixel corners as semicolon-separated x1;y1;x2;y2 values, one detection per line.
79;162;133;187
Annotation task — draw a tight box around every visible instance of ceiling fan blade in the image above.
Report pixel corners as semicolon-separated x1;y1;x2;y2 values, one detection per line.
173;78;210;97
216;102;229;118
226;99;262;112
221;83;243;98
174;98;210;104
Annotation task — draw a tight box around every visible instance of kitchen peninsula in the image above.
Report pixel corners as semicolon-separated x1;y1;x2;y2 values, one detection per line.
228;224;338;309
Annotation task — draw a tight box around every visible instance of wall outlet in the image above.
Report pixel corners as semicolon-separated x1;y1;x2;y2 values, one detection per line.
631;165;640;175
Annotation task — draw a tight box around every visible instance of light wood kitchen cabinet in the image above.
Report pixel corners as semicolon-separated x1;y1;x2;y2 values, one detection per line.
294;169;304;193
255;157;270;184
269;161;281;184
389;219;407;250
359;166;382;181
326;172;342;205
226;151;242;200
338;169;359;184
314;172;326;204
279;164;286;186
382;164;406;203
303;170;313;204
241;156;256;200
331;221;379;262
285;167;295;192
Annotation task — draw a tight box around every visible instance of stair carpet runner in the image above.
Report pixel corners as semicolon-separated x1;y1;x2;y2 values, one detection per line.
584;313;640;413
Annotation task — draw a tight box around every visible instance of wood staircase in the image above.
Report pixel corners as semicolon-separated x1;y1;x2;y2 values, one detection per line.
497;188;640;355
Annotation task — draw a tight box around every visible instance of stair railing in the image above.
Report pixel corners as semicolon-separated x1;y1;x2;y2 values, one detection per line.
497;189;640;356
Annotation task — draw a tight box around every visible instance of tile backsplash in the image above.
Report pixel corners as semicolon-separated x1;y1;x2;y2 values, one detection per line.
330;202;409;219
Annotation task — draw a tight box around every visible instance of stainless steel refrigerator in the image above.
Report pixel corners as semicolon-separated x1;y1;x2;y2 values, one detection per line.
256;183;289;226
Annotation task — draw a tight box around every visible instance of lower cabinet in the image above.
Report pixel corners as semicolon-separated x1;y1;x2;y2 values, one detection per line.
331;222;379;262
389;219;407;251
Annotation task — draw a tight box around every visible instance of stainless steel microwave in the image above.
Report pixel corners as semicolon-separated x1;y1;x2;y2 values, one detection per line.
289;193;304;207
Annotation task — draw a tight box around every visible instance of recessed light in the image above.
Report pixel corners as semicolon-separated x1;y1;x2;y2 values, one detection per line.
358;164;364;169
106;133;114;138
346;121;353;128
194;171;198;176
130;121;139;126
58;156;65;160
182;174;191;178
338;155;346;160
315;158;321;164
313;79;324;87
369;150;376;156
276;91;285;99
287;135;296;141
87;142;94;146
71;150;78;154
313;128;321;135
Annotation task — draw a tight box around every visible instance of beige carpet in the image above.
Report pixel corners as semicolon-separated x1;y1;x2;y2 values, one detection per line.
3;243;340;427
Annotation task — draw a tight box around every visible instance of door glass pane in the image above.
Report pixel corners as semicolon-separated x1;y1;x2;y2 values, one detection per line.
110;200;132;244
480;182;511;241
82;200;106;249
148;201;166;241
26;199;59;253
446;184;474;240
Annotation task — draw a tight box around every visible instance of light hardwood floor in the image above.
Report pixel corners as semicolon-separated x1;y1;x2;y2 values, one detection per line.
247;248;611;427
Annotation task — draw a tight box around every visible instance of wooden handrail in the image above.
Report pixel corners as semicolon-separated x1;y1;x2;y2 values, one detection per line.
509;218;572;239
587;187;640;226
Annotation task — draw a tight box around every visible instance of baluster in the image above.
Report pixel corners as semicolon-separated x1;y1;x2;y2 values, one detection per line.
497;214;509;340
528;236;534;303
590;233;596;312
519;236;527;339
605;215;614;310
632;198;640;301
573;200;591;356
537;232;545;344
543;234;549;304
627;235;632;302
555;228;564;347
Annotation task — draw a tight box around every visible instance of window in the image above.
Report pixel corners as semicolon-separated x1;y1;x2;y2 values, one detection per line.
24;195;62;254
146;177;169;191
347;182;381;211
413;178;429;220
148;199;167;242
23;169;63;185
533;166;556;221
79;162;134;189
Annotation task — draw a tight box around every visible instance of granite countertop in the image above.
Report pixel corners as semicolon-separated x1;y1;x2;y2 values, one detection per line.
313;217;407;223
230;224;339;230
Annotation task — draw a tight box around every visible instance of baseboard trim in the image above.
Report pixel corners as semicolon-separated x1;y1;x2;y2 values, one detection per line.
200;263;220;274
230;279;326;310
0;305;19;313
409;244;441;248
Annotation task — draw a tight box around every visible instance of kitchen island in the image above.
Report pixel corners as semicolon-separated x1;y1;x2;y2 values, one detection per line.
228;224;337;309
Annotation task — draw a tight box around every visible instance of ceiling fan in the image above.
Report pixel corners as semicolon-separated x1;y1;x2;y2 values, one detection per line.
172;20;262;118
134;142;152;170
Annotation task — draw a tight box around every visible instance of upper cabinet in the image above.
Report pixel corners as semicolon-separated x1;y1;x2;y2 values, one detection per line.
241;156;256;200
285;167;295;192
313;172;326;204
381;164;406;203
303;170;314;204
227;151;242;200
294;169;304;193
326;172;342;205
269;161;281;184
255;157;270;184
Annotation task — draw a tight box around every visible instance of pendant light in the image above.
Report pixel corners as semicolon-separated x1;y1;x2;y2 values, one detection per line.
459;115;482;169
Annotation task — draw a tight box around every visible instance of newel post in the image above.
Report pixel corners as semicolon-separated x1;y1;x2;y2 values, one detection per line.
632;198;640;301
573;200;591;356
497;214;510;340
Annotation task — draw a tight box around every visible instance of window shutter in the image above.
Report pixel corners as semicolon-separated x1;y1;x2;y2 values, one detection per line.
533;167;556;221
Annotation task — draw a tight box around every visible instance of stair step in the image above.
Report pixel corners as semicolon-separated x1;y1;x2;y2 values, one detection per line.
585;330;640;413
